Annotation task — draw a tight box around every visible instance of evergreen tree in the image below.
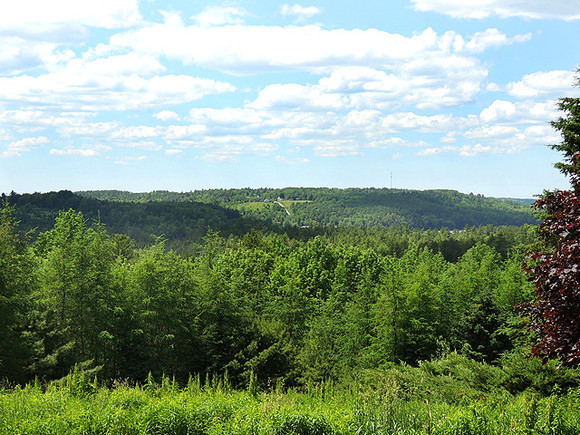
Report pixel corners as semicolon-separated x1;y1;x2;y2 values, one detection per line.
0;203;34;382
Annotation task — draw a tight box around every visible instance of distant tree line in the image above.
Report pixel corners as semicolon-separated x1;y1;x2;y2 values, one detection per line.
77;187;537;230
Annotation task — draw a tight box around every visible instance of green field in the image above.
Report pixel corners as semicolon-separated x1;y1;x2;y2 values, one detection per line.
2;365;580;435
236;200;312;214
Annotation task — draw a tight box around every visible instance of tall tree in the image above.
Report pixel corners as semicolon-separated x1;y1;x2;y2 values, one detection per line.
32;210;116;378
523;69;580;366
0;203;34;382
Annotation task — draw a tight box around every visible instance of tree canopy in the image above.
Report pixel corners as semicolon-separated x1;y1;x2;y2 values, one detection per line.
524;69;580;367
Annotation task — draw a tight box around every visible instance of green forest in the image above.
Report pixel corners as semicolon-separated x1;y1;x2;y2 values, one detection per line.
0;192;578;433
3;187;536;254
1;93;580;434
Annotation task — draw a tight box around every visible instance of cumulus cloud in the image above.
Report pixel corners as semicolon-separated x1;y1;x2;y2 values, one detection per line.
50;148;98;157
280;4;322;21
192;6;248;27
199;139;278;162
507;70;576;99
154;110;181;122
458;29;531;54
50;144;112;157
479;100;557;124
382;112;456;133
463;125;520;139
250;61;487;112
0;2;568;172
0;71;236;111
313;141;362;158
0;110;87;128
410;0;580;20
109;24;523;75
0;36;76;75
416;144;496;157
0;0;141;42
2;136;49;157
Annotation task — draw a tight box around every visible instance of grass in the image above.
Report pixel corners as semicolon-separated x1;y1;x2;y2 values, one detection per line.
1;370;580;435
237;200;312;211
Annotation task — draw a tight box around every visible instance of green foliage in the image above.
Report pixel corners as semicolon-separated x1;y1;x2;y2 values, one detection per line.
76;186;536;231
31;210;116;379
1;370;580;435
0;202;543;386
0;202;35;382
550;90;580;178
0;193;549;408
523;81;580;367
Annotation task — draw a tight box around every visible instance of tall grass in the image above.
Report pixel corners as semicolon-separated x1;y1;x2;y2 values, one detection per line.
1;369;579;434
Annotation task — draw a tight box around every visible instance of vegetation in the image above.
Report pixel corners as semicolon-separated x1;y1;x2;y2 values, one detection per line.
77;187;536;230
2;81;580;434
522;71;580;367
0;204;540;385
2;358;580;434
0;194;576;434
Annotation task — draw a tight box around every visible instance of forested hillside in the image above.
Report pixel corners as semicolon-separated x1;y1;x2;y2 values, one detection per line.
0;202;540;385
2;190;280;249
1;191;579;433
78;187;536;229
3;189;535;256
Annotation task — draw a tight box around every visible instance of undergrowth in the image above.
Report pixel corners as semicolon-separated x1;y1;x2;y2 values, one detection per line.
1;357;580;434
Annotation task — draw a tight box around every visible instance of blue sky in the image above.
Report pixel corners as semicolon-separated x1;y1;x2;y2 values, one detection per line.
1;0;579;197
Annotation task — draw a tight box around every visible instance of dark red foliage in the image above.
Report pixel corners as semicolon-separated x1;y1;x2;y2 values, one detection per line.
523;156;580;367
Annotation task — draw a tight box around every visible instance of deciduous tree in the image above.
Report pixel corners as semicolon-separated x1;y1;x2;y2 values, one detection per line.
523;69;580;366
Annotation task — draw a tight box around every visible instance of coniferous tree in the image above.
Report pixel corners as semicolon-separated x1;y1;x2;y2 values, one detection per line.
0;203;34;382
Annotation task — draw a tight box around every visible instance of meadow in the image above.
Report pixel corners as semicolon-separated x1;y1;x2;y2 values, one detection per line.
2;354;580;435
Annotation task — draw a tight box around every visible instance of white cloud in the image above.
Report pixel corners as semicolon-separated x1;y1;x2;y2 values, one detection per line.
415;144;496;157
250;61;487;112
119;141;163;151
113;155;147;165
197;138;278;162
189;108;335;137
507;70;576;99
382;112;456;133
0;0;141;41
299;140;362;157
0;36;76;74
250;83;347;111
275;155;310;164
165;149;183;156
367;137;431;149
280;4;322;21
0;110;88;128
50;144;112;157
2;136;49;157
460;29;531;54
58;122;121;138
463;125;520;139
192;6;248;27
164;125;207;140
0;71;236;111
480;100;557;124
155;110;181;122
109;25;517;75
50;148;98;157
410;0;580;20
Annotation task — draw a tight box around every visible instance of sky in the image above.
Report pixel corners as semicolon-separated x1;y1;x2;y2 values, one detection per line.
1;0;579;198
